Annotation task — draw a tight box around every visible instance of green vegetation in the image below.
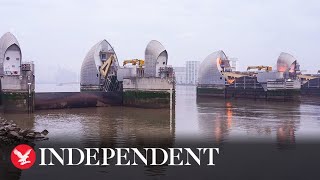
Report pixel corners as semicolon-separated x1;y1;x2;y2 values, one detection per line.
124;90;171;99
123;90;174;108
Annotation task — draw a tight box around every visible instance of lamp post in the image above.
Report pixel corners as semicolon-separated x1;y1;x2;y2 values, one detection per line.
28;82;32;113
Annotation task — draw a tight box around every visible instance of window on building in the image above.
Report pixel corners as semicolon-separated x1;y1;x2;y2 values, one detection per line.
101;53;107;60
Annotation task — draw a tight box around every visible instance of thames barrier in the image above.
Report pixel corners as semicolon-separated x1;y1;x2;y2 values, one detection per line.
197;50;320;100
0;32;175;112
1;32;320;113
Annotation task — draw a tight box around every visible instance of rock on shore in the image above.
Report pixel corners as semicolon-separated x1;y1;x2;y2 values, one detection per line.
0;120;49;144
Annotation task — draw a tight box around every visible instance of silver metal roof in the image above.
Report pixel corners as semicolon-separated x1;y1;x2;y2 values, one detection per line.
276;52;297;72
198;50;229;85
0;32;21;75
80;40;119;86
144;40;168;77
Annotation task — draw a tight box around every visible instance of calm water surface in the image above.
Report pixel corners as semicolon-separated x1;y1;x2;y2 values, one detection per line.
3;85;320;144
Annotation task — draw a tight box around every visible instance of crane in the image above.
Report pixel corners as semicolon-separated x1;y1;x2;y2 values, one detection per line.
100;55;115;78
123;59;145;68
247;66;272;72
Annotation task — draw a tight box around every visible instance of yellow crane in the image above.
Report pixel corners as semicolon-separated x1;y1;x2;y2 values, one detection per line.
123;59;145;68
100;55;115;78
247;66;273;72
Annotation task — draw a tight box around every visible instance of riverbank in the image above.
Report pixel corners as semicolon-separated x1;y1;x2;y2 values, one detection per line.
0;120;49;144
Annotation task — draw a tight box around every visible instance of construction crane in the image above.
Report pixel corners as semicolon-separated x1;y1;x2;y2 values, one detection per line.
123;59;145;68
247;66;273;72
99;54;122;92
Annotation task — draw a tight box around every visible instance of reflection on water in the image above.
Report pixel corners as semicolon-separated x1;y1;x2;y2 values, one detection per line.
175;85;316;147
1;85;320;179
196;93;301;147
10;84;318;145
31;107;175;146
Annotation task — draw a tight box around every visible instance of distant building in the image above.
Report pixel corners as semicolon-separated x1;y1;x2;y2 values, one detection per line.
227;57;238;71
186;61;200;85
173;67;186;84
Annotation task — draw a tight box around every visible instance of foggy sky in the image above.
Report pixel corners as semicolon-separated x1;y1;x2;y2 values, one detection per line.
1;0;320;82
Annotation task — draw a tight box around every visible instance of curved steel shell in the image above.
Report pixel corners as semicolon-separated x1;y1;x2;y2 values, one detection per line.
0;32;21;74
144;40;168;77
198;50;229;85
277;52;297;72
80;40;119;86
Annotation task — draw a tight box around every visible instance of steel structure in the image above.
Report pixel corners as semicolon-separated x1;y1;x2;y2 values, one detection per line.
198;50;232;86
144;40;168;77
0;32;22;76
277;52;299;73
80;40;120;91
276;52;300;80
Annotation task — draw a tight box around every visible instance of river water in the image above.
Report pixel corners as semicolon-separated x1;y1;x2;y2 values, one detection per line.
1;84;320;179
4;84;320;144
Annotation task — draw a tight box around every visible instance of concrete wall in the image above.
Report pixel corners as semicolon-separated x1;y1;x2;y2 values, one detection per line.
122;77;175;108
1;76;22;90
256;71;282;83
117;67;137;81
123;77;174;92
197;86;226;98
197;86;300;101
1;92;34;113
123;90;174;108
1;64;35;92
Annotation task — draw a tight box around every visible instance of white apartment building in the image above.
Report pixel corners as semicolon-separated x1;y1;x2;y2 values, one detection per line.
186;61;200;85
173;67;186;84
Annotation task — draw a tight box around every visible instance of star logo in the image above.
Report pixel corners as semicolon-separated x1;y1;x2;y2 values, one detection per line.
11;144;36;170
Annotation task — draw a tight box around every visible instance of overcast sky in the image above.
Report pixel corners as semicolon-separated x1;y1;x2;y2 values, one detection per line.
1;0;320;81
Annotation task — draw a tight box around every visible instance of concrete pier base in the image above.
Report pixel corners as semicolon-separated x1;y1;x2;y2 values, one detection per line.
122;77;175;108
0;92;34;113
123;90;175;108
196;86;225;98
197;87;301;101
